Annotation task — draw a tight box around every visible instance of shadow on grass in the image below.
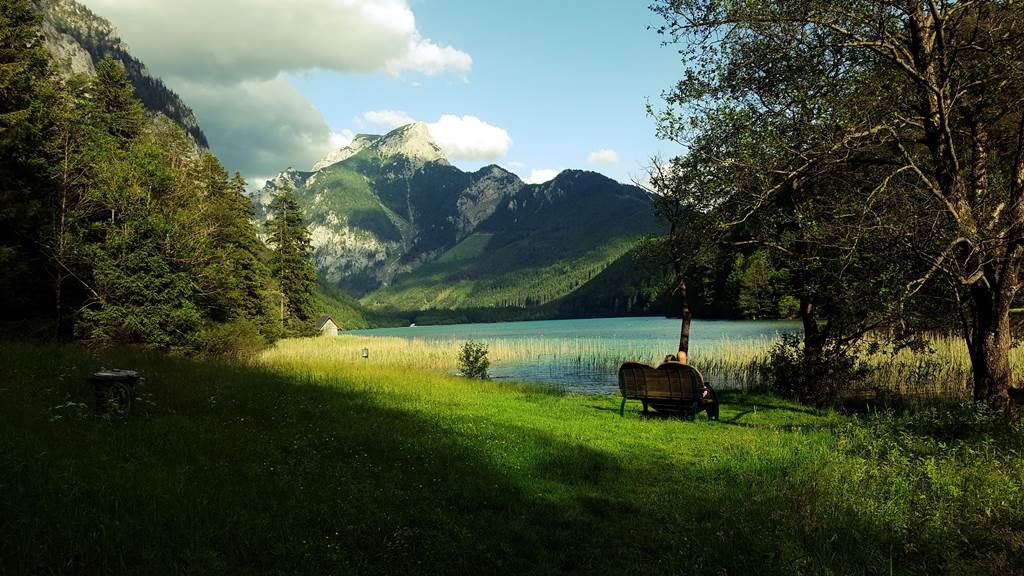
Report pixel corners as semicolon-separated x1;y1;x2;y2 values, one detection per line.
0;344;1013;575
720;395;821;416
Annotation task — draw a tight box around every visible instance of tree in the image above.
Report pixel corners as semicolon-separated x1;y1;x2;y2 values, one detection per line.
651;0;1024;406
0;0;54;328
640;158;721;362
733;251;796;320
43;73;109;337
266;184;317;334
93;58;146;143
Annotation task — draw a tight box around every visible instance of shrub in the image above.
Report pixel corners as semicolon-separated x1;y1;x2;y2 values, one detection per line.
200;318;268;362
457;341;490;379
764;333;869;406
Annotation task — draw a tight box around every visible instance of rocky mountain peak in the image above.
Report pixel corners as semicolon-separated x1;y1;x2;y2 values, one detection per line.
312;122;448;173
312;134;380;171
372;122;447;166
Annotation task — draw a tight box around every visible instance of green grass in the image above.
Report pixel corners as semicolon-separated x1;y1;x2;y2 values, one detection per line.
314;284;405;330
363;236;640;311
2;341;1022;574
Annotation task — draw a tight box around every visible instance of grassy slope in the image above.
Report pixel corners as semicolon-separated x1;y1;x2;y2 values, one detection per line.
301;153;404;244
365;233;640;311
314;285;405;330
2;342;1022;575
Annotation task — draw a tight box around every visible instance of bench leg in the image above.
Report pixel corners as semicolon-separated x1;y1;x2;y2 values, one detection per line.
619;396;627;417
642;400;649;414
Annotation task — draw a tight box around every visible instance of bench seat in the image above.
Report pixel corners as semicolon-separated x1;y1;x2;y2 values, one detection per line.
617;361;719;420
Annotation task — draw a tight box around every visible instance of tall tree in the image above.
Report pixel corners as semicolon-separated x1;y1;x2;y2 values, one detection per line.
641;158;721;363
266;184;317;334
0;0;54;327
651;0;1024;405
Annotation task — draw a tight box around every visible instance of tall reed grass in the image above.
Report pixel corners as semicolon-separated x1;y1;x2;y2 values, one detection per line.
260;333;1022;403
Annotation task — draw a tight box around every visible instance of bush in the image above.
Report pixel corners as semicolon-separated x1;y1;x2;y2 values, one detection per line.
200;318;268;362
764;333;869;406
457;341;490;379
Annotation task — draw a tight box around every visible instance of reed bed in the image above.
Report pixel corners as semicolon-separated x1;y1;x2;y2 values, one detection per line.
261;332;1022;404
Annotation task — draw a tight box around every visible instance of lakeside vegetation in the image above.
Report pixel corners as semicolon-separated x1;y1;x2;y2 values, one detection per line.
2;1;1022;574
3;341;1022;575
264;334;1023;407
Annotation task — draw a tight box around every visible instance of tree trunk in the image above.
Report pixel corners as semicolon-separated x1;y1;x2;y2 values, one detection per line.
967;285;1013;405
54;274;62;339
677;277;691;364
799;296;826;403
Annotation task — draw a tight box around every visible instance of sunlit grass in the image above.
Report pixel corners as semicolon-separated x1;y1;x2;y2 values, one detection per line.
3;342;1022;574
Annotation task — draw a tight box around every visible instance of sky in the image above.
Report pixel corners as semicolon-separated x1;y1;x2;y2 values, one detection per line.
79;0;684;187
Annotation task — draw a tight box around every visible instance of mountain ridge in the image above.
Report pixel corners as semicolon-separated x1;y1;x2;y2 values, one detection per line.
33;0;209;147
255;123;663;317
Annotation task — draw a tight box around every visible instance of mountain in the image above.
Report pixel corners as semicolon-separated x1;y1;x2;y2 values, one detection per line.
255;123;665;320
33;0;209;147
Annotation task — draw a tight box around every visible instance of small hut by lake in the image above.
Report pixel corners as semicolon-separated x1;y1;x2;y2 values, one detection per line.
316;315;341;337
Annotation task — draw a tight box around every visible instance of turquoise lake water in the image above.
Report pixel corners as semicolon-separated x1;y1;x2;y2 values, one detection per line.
351;317;800;394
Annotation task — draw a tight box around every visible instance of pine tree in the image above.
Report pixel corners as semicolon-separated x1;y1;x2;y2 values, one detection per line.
266;184;317;334
93;58;146;143
0;0;54;327
193;159;281;339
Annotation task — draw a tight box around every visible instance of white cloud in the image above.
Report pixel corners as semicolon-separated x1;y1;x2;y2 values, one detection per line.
173;76;336;176
79;0;472;176
343;111;514;163
587;148;620;165
385;35;473;77
81;0;470;81
426;115;512;161
363;110;416;130
329;130;355;149
505;161;526;170
526;169;559;184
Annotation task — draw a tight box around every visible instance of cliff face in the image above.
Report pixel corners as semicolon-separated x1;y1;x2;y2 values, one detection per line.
34;0;209;147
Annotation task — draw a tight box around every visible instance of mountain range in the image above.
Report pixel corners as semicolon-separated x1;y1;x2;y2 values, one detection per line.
31;0;670;324
253;122;669;322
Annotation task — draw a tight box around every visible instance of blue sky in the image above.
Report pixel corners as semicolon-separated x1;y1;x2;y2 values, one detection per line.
292;0;682;183
83;0;683;185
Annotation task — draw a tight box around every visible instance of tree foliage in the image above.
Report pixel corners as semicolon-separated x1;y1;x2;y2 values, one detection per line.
266;184;318;335
0;5;284;353
651;0;1024;405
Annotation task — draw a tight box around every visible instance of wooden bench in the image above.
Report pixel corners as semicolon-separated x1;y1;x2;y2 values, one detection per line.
618;362;719;420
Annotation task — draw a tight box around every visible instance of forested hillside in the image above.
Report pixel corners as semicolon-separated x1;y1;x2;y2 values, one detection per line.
0;0;315;352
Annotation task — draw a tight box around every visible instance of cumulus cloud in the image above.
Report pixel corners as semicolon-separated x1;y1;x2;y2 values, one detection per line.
79;0;472;176
386;35;473;77
173;77;335;176
426;115;512;161
82;0;470;82
362;110;417;130
357;111;512;162
526;169;559;184
330;130;355;149
587;148;620;165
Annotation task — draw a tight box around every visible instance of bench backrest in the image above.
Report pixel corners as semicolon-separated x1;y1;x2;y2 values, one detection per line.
618;362;705;401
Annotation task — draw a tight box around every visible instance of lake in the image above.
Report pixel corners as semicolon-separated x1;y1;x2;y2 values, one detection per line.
351;316;800;394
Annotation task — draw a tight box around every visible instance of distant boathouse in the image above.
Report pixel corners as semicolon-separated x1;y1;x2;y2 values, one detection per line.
316;315;341;337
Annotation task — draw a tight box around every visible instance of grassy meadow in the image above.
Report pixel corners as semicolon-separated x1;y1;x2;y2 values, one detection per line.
2;340;1023;575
